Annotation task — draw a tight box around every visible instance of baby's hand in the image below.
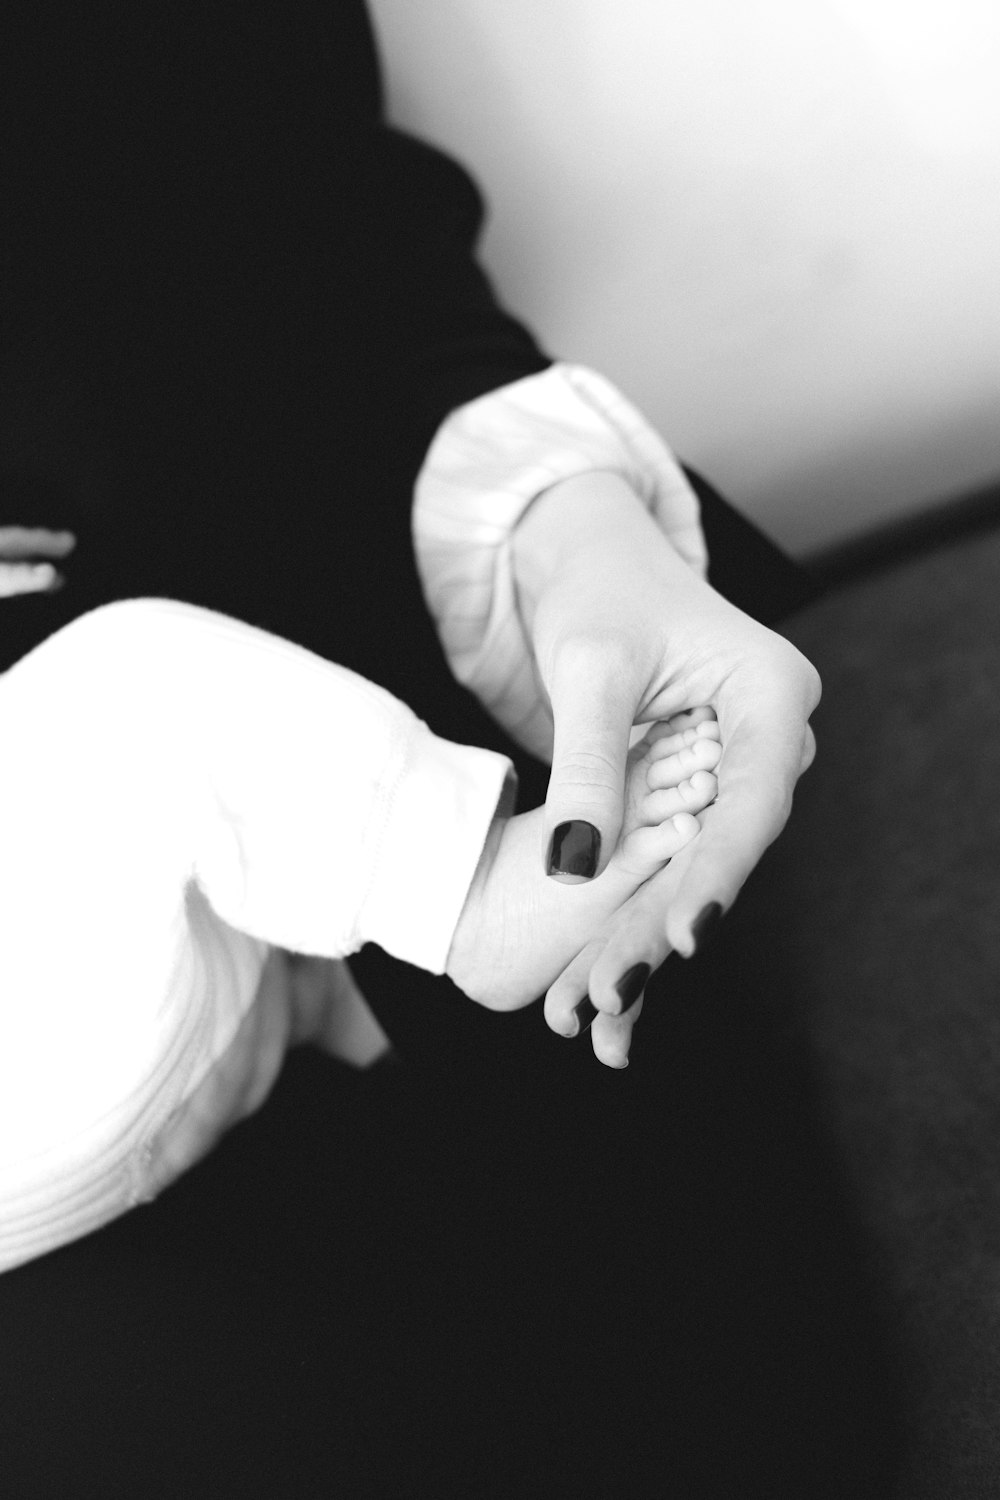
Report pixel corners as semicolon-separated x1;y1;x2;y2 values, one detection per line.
445;716;721;1016
0;528;76;598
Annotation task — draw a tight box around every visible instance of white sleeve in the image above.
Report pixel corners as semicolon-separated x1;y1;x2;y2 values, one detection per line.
411;363;709;762
53;599;516;976
0;599;512;1270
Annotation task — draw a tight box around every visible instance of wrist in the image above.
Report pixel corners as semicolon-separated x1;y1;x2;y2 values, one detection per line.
511;471;651;635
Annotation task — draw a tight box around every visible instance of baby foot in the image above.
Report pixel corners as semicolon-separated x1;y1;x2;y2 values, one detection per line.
446;719;721;1011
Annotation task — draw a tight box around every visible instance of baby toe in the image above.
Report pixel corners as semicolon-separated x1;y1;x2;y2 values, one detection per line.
642;770;718;823
643;722;690;752
646;720;720;760
646;724;704;759
646;737;721;790
621;812;701;876
679;768;718;812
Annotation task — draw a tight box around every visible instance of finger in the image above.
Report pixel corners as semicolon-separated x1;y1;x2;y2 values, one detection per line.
543;642;637;882
0;562;64;598
0;528;76;560
544;935;609;1037
545;870;675;1037
586;868;676;1018
544;946;646;1067
663;707;815;957
590;991;645;1069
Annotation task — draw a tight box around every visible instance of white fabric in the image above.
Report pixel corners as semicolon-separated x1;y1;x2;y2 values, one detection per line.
412;362;708;761
0;598;513;1271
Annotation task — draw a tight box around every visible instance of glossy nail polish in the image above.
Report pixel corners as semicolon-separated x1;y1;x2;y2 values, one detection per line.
570;995;598;1033
689;901;723;955
547;821;601;879
615;962;651;1012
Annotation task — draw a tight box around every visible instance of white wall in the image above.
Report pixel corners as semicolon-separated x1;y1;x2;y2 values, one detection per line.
369;0;1000;555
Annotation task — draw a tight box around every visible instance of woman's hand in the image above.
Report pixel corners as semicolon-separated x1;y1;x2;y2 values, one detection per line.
512;470;819;1009
0;527;75;597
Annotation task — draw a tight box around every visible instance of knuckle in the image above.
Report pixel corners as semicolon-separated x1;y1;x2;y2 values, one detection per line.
555;748;622;799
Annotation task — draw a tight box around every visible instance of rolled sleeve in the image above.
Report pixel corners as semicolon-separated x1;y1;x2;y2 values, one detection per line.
412;363;708;761
358;725;516;976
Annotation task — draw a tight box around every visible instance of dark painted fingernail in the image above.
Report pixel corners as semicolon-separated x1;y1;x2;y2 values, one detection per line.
570;995;598;1034
547;821;601;879
689;902;723;955
615;962;651;1013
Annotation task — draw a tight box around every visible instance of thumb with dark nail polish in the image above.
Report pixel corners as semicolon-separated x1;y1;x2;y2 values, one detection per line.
547;820;601;880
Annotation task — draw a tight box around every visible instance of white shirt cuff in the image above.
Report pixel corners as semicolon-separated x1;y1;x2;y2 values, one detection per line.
359;725;516;976
0;599;516;1269
411;363;708;762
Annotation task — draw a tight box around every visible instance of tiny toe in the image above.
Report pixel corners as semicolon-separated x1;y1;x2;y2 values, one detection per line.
666;705;716;731
623;812;701;874
644;721;691;750
646;750;685;789
686;737;722;768
642;784;689;822
647;725;701;760
647;738;720;790
663;811;702;851
642;770;718;823
683;768;719;807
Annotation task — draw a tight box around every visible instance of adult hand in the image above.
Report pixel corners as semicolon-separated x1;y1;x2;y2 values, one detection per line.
541;839;703;1068
511;470;819;972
